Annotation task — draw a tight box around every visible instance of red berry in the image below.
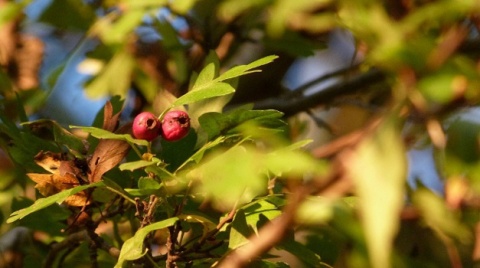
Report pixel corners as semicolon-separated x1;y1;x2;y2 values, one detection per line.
132;112;161;141
161;110;190;141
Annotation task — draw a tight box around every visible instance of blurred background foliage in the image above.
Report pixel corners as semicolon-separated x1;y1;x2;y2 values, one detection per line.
0;0;480;267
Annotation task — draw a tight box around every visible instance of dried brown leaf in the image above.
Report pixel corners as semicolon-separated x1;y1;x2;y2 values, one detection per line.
27;173;89;207
88;104;131;182
103;100;121;132
29;151;90;206
33;151;62;174
88;139;130;182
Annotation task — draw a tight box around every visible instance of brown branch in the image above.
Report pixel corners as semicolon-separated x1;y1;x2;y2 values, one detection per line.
252;68;386;117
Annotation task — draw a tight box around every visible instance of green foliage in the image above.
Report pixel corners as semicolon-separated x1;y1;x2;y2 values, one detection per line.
7;182;103;223
1;0;480;267
116;217;179;266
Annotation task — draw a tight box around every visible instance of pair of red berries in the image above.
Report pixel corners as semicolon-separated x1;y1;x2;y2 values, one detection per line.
132;110;190;142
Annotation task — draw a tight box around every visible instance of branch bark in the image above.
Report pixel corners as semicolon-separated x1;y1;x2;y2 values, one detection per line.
252;69;386;117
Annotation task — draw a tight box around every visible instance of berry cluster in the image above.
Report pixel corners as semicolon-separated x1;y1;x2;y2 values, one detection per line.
132;110;190;142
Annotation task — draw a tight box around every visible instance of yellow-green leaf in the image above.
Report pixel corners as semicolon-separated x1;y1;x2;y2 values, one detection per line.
346;118;406;268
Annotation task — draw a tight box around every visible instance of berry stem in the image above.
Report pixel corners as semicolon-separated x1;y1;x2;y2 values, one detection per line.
147;142;152;154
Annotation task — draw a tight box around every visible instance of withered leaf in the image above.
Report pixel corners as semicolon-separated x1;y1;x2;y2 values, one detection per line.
88;102;131;182
103;100;121;132
33;151;86;180
33;151;62;174
27;173;90;207
29;151;90;207
88;138;130;182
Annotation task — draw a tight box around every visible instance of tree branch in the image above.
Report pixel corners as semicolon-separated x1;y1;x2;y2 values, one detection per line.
252;69;386;117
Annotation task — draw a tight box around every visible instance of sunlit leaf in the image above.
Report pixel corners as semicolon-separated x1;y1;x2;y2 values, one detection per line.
295;196;333;225
115;217;179;267
345;118;406;268
99;9;144;45
412;188;470;241
7;181;104;223
243;199;282;233
71;126;149;147
189;145;267;210
218;0;271;22
171;55;277;107
119;160;159;171
173;82;235;107
229;199;282;249
193;62;216;90
84;49;135;99
176;136;228;172
229;210;254;250
0;2;22;27
215;55;278;82
169;0;199;14
265;143;327;177
198;109;284;140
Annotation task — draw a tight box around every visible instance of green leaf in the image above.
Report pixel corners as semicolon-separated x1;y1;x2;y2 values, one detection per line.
169;0;199;14
193;62;216;89
265;142;327;177
278;239;322;267
7;181;104;223
198;109;285;140
218;0;271;22
0;114;59;172
171;55;277;107
346;118;406;268
71;126;149;147
119;160;159;171
412;188;470;241
100;9;144;45
115;217;179;267
229;210;254;250
159;130;197;172
176;135;227;172
22;119;87;155
252;260;290;268
38;0;96;31
418;72;461;103
125;177;162;196
188;145;267;209
215;55;278;82
295;196;333;225
229;199;282;249
0;2;22;27
84;49;135;99
263;31;321;57
138;177;162;190
173;82;235;107
145;165;175;180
